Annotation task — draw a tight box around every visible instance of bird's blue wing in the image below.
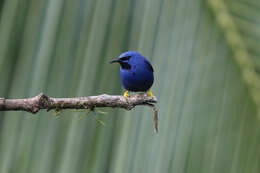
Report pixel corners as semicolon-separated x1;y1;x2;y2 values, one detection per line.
143;60;154;72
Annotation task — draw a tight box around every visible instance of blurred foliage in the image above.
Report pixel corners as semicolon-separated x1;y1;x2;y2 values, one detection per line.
0;0;260;173
209;0;260;117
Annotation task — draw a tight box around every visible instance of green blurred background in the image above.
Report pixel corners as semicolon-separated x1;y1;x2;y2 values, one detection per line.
0;0;260;172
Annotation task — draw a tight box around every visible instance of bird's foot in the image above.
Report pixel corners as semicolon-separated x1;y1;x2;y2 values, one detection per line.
147;90;154;99
124;90;129;99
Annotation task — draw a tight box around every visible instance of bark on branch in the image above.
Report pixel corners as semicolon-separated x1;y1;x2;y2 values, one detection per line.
0;93;158;132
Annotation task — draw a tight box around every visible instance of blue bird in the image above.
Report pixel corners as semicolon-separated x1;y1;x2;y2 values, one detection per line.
110;51;154;99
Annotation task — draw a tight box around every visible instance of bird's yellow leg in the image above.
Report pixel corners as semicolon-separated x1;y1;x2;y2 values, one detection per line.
124;90;129;99
147;90;154;99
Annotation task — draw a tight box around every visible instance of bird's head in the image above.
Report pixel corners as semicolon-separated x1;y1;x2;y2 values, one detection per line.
110;51;141;69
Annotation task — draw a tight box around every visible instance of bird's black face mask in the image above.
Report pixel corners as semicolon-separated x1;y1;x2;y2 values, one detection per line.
109;57;131;69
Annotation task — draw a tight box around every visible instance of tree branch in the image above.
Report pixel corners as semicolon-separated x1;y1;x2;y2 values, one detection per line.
0;93;158;132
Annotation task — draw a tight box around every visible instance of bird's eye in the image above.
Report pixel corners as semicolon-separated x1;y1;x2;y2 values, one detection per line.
120;56;131;61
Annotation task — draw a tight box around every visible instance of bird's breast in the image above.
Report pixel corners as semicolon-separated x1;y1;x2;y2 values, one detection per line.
120;66;154;92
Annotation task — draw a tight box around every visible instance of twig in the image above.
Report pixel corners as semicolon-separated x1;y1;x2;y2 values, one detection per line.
0;93;158;132
146;103;158;133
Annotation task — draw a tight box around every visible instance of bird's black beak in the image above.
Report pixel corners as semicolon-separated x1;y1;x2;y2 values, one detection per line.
109;58;121;64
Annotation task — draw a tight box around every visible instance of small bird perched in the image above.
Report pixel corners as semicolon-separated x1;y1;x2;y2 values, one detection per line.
110;51;154;99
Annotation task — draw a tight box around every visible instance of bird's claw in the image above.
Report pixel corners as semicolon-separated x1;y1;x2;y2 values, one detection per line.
147;90;154;99
124;90;129;99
